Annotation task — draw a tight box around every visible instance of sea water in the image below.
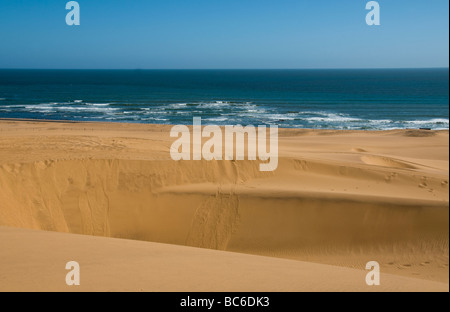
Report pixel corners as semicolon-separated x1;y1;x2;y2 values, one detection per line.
0;69;448;130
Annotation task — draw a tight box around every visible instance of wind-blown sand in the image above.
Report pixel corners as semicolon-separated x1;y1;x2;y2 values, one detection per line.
0;120;448;292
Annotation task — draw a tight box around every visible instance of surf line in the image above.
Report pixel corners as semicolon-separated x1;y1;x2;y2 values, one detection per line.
170;117;278;172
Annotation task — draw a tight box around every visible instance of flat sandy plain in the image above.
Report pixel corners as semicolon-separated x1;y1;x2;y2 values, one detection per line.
0;119;448;292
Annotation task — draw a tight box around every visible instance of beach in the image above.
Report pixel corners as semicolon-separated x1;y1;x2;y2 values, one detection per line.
0;119;448;292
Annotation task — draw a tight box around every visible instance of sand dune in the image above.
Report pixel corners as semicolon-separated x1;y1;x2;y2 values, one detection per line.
1;226;448;292
0;120;448;291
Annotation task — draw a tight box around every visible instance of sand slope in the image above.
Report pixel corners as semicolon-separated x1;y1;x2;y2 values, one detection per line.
0;227;448;292
0;120;448;290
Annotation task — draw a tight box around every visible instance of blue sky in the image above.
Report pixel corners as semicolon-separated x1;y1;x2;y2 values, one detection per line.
0;0;448;69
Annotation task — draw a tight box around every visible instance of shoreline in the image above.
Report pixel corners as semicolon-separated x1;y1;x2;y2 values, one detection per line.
1;117;448;132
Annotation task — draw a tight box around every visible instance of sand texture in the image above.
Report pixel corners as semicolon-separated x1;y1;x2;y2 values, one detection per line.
0;120;448;292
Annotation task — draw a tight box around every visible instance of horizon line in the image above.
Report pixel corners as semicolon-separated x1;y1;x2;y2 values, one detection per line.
0;67;449;71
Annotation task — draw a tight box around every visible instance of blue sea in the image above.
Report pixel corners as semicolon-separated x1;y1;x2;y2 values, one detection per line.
0;69;448;130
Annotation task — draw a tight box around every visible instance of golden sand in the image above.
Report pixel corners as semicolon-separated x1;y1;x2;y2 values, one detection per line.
0;120;448;291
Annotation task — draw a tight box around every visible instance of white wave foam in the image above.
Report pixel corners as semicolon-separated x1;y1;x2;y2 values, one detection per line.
265;114;296;121
297;111;332;116
369;119;394;124
206;117;228;122
25;105;55;110
242;104;266;113
405;118;449;125
199;101;232;109
52;106;119;112
89;103;111;107
0;105;26;108
305;113;362;123
168;103;188;108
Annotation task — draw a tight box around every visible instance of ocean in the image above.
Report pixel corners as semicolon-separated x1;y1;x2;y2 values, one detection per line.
0;69;448;130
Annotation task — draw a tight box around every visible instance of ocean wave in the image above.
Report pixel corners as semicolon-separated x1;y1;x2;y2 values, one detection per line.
404;118;449;125
305;113;362;123
89;103;111;107
0;105;26;108
206;117;229;122
25;105;55;110
265;114;296;121
55;106;118;112
368;119;394;124
198;101;232;109
168;103;188;108
19;103;120;114
2;99;448;131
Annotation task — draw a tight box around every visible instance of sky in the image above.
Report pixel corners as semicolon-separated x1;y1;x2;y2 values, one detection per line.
0;0;448;69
